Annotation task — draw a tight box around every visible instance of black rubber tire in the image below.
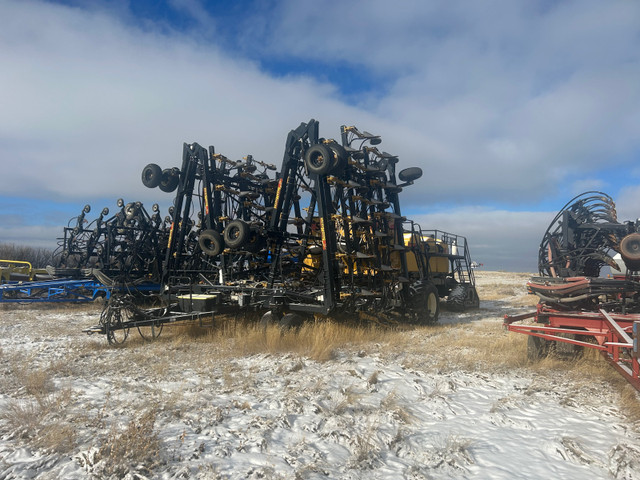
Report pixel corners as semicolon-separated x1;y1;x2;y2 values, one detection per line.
327;141;348;172
398;167;423;183
199;229;223;256
101;302;130;346
223;220;250;249
447;284;480;311
423;283;440;324
620;233;640;271
159;169;179;193
527;334;550;361
124;203;137;220
304;144;334;176
141;163;162;188
260;310;279;333
279;312;304;331
410;282;439;325
552;333;583;357
244;228;262;253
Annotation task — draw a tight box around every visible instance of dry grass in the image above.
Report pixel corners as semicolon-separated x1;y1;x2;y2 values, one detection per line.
620;385;640;423
381;390;415;424
137;318;407;363
231;320;395;362
4;268;639;459
349;424;381;469
22;367;56;396
2;351;77;397
98;407;162;477
391;313;640;425
36;422;78;453
399;321;529;373
0;350;82;454
0;388;76;453
86;303;640;425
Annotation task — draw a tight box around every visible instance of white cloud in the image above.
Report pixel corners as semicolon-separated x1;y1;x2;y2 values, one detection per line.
167;0;216;28
243;0;640;205
614;185;640;223
2;0;639;207
411;207;552;272
568;178;607;196
1;0;639;271
0;0;367;203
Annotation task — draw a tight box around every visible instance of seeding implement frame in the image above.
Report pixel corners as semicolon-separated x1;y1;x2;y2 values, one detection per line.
504;304;640;391
0;278;160;303
0;278;109;303
504;190;640;391
143;120;477;324
38;119;478;343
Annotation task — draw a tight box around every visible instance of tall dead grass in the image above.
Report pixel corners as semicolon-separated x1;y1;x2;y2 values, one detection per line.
0;349;82;454
120;313;640;420
0;387;76;453
419;320;640;423
82;291;640;425
98;408;161;477
155;318;409;363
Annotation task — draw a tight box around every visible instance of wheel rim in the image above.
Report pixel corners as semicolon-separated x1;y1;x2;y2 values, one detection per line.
137;323;163;341
427;292;438;317
104;307;130;345
101;297;132;345
309;151;325;169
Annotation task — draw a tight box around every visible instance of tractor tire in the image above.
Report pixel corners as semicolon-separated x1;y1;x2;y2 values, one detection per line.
552;333;584;357
620;233;640;271
260;310;279;332
159;169;179;193
199;229;223;256
141;163;162;188
447;284;480;311
327;141;348;172
409;281;440;325
279;312;304;331
527;334;550;361
223;220;250;249
304;144;334;176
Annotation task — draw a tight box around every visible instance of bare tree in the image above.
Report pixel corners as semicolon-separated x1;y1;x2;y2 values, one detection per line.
0;243;55;268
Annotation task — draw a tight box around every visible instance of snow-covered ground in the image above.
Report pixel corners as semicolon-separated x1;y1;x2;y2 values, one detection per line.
1;271;639;479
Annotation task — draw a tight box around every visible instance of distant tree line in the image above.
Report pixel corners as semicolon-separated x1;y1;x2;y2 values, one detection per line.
0;243;56;268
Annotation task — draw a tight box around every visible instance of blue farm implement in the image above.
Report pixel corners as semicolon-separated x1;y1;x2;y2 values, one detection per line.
0;277;160;303
0;278;110;303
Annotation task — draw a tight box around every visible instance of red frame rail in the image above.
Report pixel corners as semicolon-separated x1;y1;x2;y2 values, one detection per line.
504;304;640;391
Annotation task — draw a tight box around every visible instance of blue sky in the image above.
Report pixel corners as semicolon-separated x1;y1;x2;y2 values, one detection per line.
1;0;639;271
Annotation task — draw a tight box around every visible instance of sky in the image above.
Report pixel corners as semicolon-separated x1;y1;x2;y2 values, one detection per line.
1;0;639;272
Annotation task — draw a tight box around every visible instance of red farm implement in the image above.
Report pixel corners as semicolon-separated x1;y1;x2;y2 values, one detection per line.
504;192;640;391
505;297;640;391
